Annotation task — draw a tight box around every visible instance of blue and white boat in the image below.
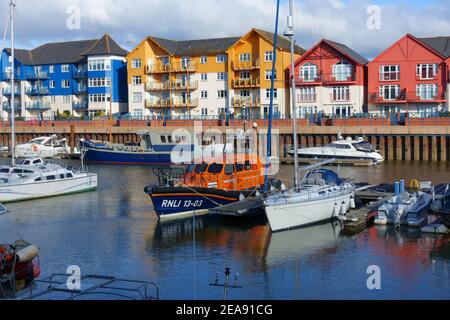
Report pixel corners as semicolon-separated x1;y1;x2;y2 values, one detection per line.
79;131;193;165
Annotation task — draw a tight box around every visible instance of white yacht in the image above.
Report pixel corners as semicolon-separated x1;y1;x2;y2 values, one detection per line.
15;135;77;159
289;134;384;165
264;168;356;232
0;157;97;203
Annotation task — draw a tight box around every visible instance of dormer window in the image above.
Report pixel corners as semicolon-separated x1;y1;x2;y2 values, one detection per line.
300;63;318;82
333;61;352;81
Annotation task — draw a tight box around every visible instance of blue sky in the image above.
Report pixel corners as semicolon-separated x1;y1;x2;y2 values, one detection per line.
0;0;449;59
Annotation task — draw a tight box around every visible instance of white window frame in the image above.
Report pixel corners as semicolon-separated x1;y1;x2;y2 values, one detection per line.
132;76;142;85
132;92;143;103
216;55;226;63
49;65;54;74
239;53;251;62
265;89;278;99
201;73;208;81
416;84;438;100
265;70;277;81
331;86;350;101
379;85;400;100
217;73;226;81
379;65;400;81
416;64;438;80
50;80;55;89
240;71;250;80
300;63;318;82
61;65;70;73
298;87;316;102
132;59;142;69
62;80;70;88
217;90;227;98
333;61;352;81
265;51;273;62
201;91;208;99
200;56;208;64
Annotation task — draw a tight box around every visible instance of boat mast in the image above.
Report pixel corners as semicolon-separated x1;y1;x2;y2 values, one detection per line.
264;0;280;192
10;0;16;166
284;0;299;189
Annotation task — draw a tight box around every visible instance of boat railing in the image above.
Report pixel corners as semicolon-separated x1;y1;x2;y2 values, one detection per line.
153;167;185;186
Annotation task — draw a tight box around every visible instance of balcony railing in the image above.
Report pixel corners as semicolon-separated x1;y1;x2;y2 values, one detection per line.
297;93;317;103
25;87;50;96
233;77;260;89
295;72;356;85
172;98;199;107
146;80;199;91
145;63;198;74
2;102;21;110
73;102;89;110
232;96;260;107
145;98;199;108
73;86;87;94
2;71;20;80
73;70;88;79
232;59;260;71
330;92;351;102
25;102;51;111
24;71;49;80
369;90;446;103
2;87;20;96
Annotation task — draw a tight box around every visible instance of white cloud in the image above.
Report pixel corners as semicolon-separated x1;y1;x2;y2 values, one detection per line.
2;0;449;59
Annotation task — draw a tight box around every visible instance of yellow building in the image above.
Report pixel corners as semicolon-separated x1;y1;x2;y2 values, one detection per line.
126;28;305;119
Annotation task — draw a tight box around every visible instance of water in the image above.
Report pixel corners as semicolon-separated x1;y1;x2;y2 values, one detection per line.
0;159;449;300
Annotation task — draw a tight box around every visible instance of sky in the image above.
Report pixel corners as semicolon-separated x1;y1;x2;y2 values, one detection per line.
0;0;449;60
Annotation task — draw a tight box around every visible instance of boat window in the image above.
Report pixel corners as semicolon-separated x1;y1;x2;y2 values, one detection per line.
245;161;252;170
67;173;74;178
0;168;9;173
168;136;173;144
12;169;23;174
353;142;375;152
23;160;31;165
60;174;65;179
194;163;208;173
0;178;8;183
161;136;166;144
235;163;244;172
35;177;42;182
46;175;56;180
33;159;42;164
30;138;45;145
225;164;234;175
207;163;224;174
186;164;196;173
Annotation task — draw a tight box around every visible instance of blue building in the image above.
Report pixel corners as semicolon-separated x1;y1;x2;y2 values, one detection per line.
0;34;128;119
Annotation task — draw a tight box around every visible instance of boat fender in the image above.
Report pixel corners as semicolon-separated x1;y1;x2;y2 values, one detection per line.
239;193;246;201
16;245;39;263
340;201;347;215
255;191;261;197
281;183;287;192
350;196;356;209
430;200;442;213
333;203;339;217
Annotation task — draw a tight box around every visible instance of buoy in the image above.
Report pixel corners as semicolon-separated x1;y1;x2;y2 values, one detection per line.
350;196;356;209
281;183;287;192
333;203;339;217
16;245;39;263
340;201;347;215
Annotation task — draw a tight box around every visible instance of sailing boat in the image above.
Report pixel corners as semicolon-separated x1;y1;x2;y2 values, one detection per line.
263;0;356;232
0;1;97;203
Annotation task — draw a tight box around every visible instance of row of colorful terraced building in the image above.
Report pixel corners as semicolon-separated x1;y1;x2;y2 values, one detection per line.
0;30;449;120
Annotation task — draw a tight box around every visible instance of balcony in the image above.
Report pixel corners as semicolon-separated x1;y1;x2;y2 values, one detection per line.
73;102;89;110
145;63;198;74
25;86;50;96
172;98;199;108
145;99;171;109
232;59;260;71
295;72;356;86
2;71;20;80
2;102;21;111
25;102;51;111
233;77;260;89
73;70;88;79
73;86;87;95
24;71;49;80
297;93;317;103
369;90;446;104
232;96;260;107
330;92;351;102
2;87;20;96
146;80;199;91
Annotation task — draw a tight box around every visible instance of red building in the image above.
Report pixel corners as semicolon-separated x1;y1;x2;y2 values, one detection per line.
367;34;450;116
292;39;368;118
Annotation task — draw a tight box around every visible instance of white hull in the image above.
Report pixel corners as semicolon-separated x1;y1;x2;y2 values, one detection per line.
265;191;354;232
0;173;97;203
15;147;75;159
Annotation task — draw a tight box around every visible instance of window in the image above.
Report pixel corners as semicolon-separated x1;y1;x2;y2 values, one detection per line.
63;95;71;103
49;65;54;73
88;58;111;71
132;76;142;85
200;56;207;64
217;90;227;98
133;92;143;103
416;84;438;100
265;89;278;99
331;86;350;101
201;91;208;99
89;94;110;103
239;53;251;62
62;80;70;88
208;163;224;174
379;65;400;81
332;106;351;118
240;71;250;79
298;87;316;102
181;57;190;69
216;55;226;63
416;64;438;80
333;61;352;81
265;70;277;80
88;78;112;87
217;73;226;81
379;85;400;100
50;80;55;89
300;63;318;81
160;56;170;65
46;175;56;181
265;51;273;62
51;96;56;103
201;73;208;81
132;59;141;69
240;89;250;97
61;65;70;73
201;108;208;116
133;109;143;119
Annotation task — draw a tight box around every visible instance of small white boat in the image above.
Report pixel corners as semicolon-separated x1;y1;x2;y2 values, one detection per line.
0;157;97;203
421;219;449;234
15;135;77;159
0;146;9;153
290;134;384;165
264;169;356;232
374;191;432;227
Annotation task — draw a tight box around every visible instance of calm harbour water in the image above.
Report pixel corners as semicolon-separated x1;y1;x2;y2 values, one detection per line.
0;159;449;300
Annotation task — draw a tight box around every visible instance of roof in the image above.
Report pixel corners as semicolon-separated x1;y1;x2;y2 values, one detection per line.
253;28;306;55
324;40;369;65
417;36;450;58
149;36;241;56
4;34;127;65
